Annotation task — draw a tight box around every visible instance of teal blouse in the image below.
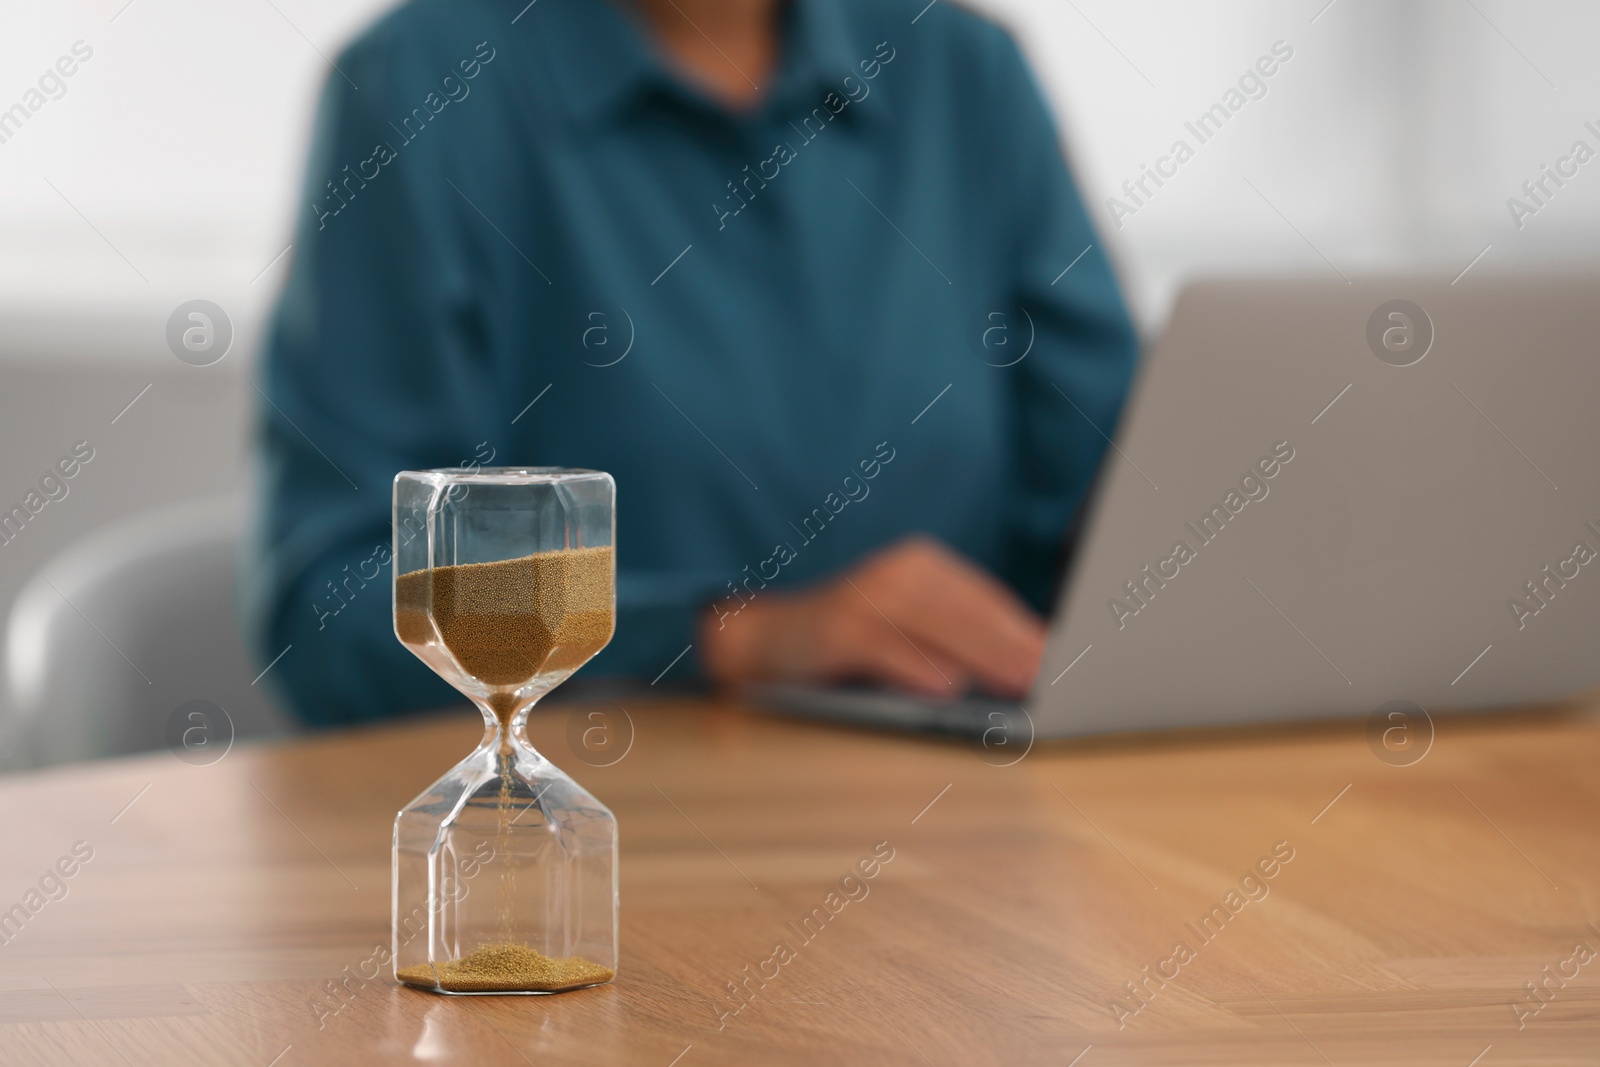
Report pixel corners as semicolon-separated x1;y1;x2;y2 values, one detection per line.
246;0;1138;724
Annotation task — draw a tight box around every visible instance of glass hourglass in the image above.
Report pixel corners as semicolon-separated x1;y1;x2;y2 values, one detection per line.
390;468;618;994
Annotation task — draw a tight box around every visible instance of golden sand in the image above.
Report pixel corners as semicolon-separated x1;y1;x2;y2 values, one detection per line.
395;546;613;722
397;942;614;993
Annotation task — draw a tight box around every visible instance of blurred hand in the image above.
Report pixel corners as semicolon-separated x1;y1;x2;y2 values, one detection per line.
699;536;1046;699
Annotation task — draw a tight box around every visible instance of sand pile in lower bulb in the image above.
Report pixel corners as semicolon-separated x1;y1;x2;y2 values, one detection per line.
397;942;614;993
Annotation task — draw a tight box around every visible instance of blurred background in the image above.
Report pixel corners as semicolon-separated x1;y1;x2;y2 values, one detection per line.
2;0;1597;768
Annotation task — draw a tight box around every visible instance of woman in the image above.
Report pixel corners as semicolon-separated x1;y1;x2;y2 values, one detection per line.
246;0;1137;725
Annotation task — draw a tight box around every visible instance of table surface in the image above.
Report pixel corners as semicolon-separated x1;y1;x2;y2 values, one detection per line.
0;697;1597;1066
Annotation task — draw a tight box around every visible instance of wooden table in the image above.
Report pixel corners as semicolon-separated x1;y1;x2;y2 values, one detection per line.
1;697;1597;1066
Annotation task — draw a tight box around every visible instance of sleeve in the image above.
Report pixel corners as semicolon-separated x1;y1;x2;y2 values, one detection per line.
593;571;725;683
241;40;493;727
992;32;1140;613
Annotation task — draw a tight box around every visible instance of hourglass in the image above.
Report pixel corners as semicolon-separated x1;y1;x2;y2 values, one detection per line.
390;468;618;994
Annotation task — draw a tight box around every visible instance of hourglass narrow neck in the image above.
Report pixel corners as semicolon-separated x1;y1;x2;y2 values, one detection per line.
477;694;544;759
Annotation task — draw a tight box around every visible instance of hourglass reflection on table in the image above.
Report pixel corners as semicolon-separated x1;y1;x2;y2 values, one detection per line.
391;468;617;994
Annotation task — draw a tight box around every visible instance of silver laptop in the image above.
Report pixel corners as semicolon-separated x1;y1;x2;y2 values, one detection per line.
756;276;1600;739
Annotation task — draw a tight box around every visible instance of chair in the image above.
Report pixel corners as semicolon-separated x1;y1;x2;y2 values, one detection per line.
2;495;297;770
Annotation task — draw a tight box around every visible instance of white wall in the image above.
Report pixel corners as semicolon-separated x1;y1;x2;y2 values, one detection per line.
0;0;393;362
986;0;1600;322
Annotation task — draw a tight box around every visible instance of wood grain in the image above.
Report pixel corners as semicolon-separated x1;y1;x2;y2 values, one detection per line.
0;696;1596;1065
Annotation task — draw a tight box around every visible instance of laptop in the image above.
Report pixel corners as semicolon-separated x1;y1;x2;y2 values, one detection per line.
755;276;1600;740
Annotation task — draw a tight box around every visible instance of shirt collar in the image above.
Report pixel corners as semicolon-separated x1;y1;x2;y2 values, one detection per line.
771;0;863;110
518;0;884;132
